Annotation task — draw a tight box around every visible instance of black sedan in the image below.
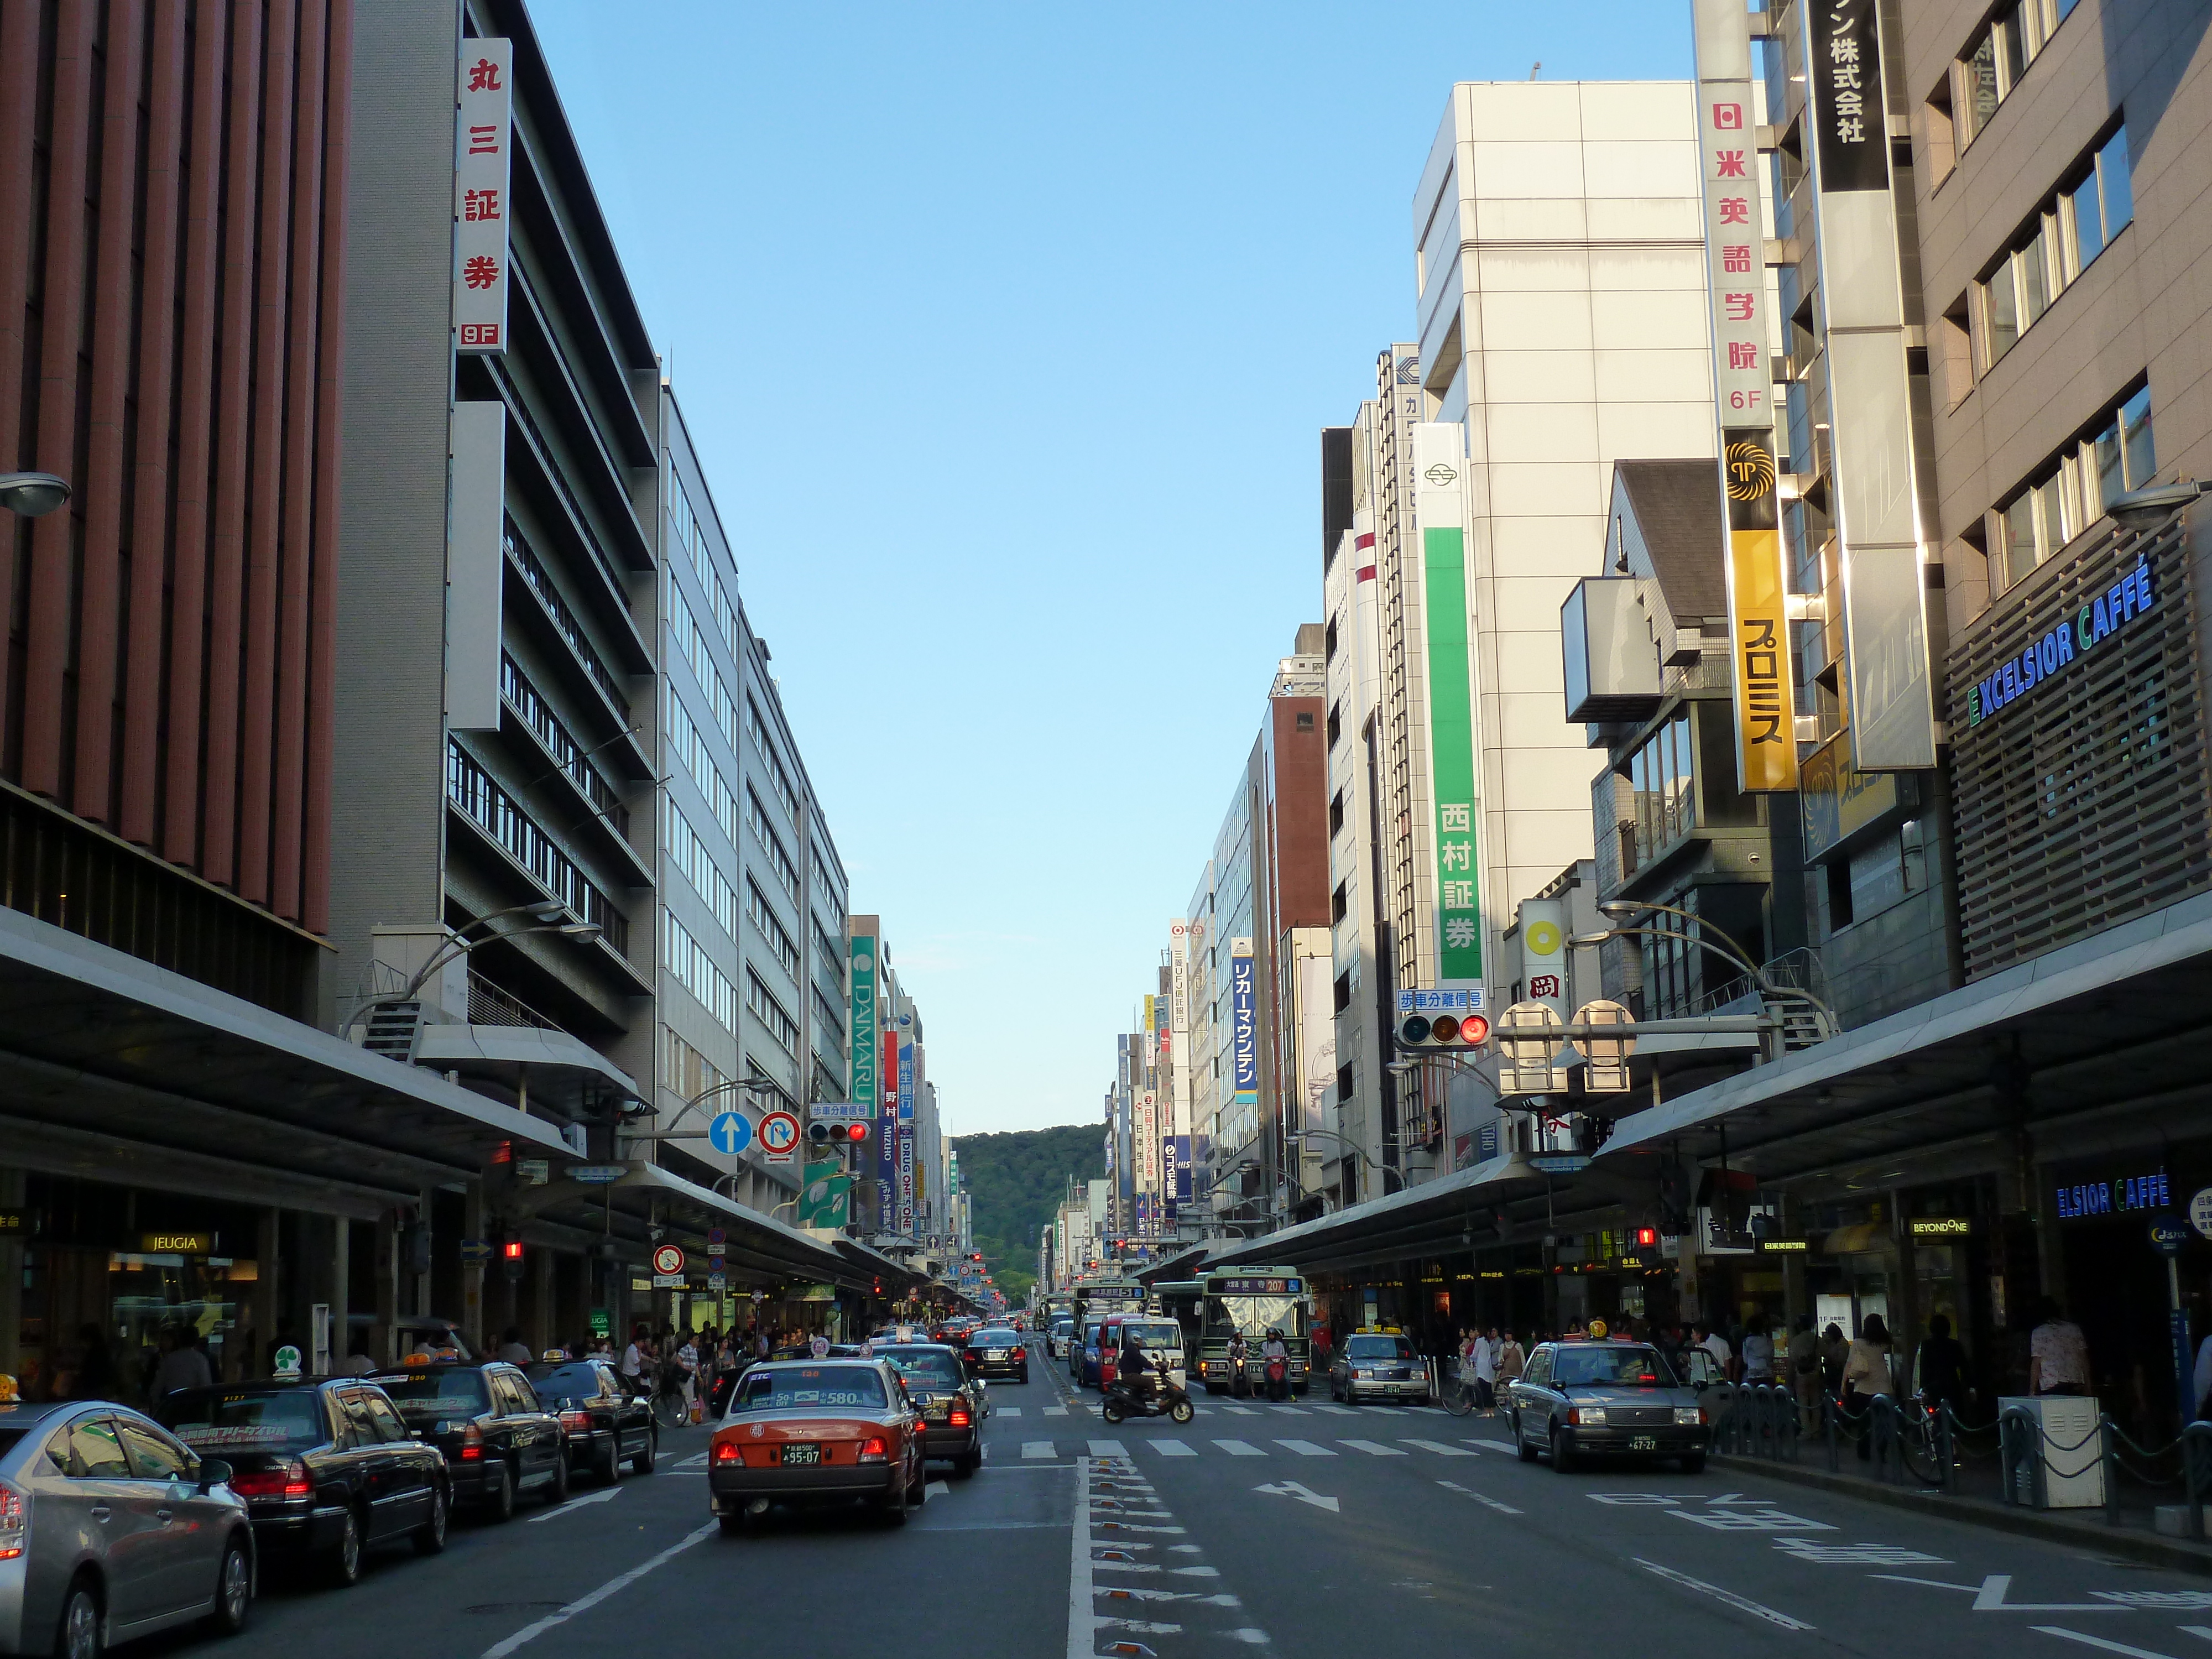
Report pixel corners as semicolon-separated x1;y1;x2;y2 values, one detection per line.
156;1378;450;1585
368;1359;568;1518
1505;1339;1710;1473
875;1343;987;1475
961;1327;1027;1381
525;1358;657;1481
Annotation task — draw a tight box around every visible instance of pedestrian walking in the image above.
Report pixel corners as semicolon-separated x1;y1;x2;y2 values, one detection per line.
2028;1298;2091;1397
1740;1316;1775;1385
1842;1313;1895;1460
1787;1313;1821;1434
1472;1326;1499;1414
1820;1322;1848;1396
1497;1330;1526;1392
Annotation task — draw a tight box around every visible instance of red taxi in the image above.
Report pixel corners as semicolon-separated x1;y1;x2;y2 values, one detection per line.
708;1359;927;1533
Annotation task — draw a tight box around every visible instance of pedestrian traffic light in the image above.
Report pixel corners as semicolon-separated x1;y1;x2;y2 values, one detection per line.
1398;1011;1491;1050
1632;1227;1658;1249
500;1239;524;1283
807;1120;869;1147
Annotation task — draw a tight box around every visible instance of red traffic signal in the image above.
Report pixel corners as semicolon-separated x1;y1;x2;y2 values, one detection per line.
806;1120;869;1146
1399;1010;1490;1049
500;1240;524;1260
1633;1227;1658;1249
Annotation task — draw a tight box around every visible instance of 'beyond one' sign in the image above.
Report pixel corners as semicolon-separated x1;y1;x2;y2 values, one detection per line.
1968;555;2157;726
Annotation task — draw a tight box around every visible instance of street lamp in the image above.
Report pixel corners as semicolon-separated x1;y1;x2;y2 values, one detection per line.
341;899;599;1037
1574;916;1841;1039
1290;1124;1406;1200
0;473;70;517
2107;479;2209;530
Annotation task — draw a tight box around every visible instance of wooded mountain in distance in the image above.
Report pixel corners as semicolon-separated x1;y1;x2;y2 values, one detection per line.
953;1122;1107;1300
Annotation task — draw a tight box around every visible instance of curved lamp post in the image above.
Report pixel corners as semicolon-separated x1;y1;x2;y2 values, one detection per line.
0;473;70;517
341;899;599;1038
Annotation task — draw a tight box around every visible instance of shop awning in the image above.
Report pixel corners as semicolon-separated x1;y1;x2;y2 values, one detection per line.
1597;887;2212;1189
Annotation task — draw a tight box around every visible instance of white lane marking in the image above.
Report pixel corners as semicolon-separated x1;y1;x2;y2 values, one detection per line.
1089;1439;1129;1457
1066;1458;1096;1659
1275;1439;1336;1456
1437;1479;1523;1515
1213;1439;1265;1456
481;1522;717;1658
1460;1438;1515;1452
1633;1559;1813;1631
1023;1442;1057;1459
1271;1406;1311;1415
998;1406;1022;1417
2032;1631;2185;1659
1224;1405;1257;1415
1339;1439;1406;1457
1869;1575;2130;1612
926;1480;950;1498
1149;1439;1197;1456
1044;1406;1069;1417
1170;1564;1223;1577
525;1485;625;1522
673;1451;709;1468
2180;1629;2212;1642
1403;1439;1477;1456
1312;1404;1355;1415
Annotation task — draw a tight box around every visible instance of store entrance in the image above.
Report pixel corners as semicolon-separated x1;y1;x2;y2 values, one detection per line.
2060;1220;2178;1439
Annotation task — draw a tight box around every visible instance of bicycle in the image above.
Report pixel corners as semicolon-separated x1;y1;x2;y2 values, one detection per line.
1441;1368;1480;1417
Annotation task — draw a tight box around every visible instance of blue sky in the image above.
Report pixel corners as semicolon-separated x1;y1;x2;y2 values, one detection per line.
529;2;1695;1136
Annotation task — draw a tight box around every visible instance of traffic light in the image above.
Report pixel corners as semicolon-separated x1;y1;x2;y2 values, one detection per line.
1632;1227;1658;1249
1397;1010;1491;1050
807;1120;869;1148
500;1238;524;1283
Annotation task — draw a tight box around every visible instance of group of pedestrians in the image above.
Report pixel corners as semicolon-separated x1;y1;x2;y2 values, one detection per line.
1453;1326;1527;1413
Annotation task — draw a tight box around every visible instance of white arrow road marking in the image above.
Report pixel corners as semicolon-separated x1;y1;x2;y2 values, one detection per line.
1340;1439;1407;1456
1404;1439;1477;1456
1436;1480;1523;1515
2032;1630;2185;1659
1254;1480;1340;1512
525;1485;624;1522
1213;1440;1265;1456
1869;1575;2131;1612
482;1522;717;1657
1633;1559;1813;1631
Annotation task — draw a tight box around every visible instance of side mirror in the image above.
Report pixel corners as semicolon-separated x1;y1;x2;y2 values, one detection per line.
197;1458;233;1493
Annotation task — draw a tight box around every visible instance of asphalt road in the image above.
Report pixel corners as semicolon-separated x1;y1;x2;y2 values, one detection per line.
136;1339;2212;1659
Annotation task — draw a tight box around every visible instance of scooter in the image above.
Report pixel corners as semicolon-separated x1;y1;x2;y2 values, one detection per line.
1265;1355;1288;1402
1102;1367;1196;1425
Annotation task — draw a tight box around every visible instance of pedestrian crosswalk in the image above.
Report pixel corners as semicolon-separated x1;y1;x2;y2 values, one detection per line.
1001;1434;1518;1464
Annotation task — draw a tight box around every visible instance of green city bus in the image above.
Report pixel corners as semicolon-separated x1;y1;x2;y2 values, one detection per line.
1196;1269;1309;1395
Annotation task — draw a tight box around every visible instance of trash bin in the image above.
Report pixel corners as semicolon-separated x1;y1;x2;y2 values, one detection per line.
1999;1396;2105;1508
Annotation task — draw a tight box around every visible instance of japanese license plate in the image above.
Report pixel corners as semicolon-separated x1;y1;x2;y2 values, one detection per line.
780;1443;821;1466
988;1349;1006;1359
1630;1434;1657;1452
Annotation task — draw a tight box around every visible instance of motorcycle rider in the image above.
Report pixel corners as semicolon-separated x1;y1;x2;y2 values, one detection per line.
1227;1329;1251;1398
1118;1323;1164;1401
1261;1327;1290;1401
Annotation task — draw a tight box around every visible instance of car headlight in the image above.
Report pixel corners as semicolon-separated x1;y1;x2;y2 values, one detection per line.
1570;1406;1607;1426
1354;1368;1374;1380
1675;1406;1707;1426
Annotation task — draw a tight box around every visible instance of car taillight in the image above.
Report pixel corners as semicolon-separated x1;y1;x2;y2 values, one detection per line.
965;1349;981;1362
712;1442;740;1464
229;1460;312;1501
559;1410;592;1433
857;1437;888;1463
458;1421;484;1461
0;1481;23;1559
948;1410;971;1427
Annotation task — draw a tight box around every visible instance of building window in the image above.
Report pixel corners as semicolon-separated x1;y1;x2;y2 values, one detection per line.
1954;0;2078;147
812;985;847;1045
665;801;739;942
1993;381;2153;588
1624;712;1695;871
500;654;628;833
1329;790;1344;836
663;910;739;1037
743;693;800;817
663;1025;726;1102
1977;127;2131;372
745;876;800;975
447;740;627;952
664;693;739;847
745;968;799;1055
744;786;800;897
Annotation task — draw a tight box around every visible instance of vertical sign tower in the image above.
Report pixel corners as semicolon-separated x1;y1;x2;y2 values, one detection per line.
1692;0;1797;791
453;40;511;354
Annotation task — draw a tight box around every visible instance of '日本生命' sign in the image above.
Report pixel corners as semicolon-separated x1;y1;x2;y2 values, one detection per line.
454;40;511;354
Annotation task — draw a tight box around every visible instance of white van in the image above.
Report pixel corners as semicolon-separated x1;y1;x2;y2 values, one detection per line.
1117;1317;1187;1391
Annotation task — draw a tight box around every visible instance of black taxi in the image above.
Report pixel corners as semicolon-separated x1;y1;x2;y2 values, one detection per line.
154;1377;450;1584
873;1342;987;1476
524;1354;658;1481
1505;1338;1710;1473
368;1358;568;1519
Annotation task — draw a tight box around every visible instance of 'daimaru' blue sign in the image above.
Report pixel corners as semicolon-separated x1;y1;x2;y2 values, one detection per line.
1968;554;2157;726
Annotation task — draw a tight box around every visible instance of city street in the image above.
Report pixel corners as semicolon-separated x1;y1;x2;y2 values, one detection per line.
153;1341;2212;1659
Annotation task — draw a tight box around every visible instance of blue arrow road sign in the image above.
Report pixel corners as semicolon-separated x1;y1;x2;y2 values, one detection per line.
709;1112;753;1156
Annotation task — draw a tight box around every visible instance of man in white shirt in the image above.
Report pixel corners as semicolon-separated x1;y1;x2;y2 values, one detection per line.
1472;1326;1499;1414
1740;1318;1776;1385
1695;1322;1733;1378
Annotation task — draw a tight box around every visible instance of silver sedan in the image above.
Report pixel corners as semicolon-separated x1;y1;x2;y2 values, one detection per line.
0;1400;255;1658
